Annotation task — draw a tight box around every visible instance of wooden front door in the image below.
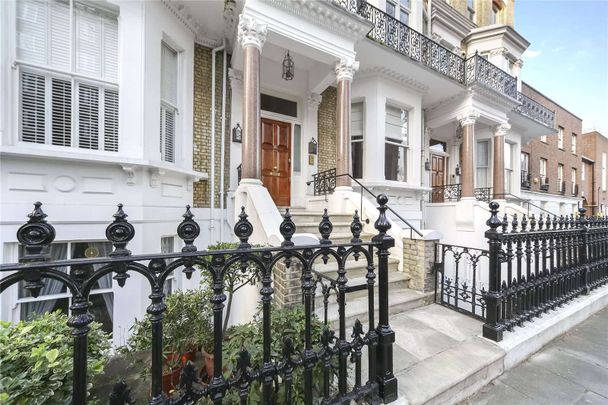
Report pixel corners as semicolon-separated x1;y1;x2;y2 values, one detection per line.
431;154;446;203
261;118;291;206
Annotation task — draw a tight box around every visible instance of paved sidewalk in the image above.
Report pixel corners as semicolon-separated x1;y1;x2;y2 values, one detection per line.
463;307;608;405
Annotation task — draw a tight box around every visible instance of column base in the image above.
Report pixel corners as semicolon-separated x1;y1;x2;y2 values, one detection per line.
239;178;263;186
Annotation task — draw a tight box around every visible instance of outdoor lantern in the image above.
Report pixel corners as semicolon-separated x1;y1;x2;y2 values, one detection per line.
282;51;294;81
425;158;431;171
308;138;318;155
455;164;461;176
232;123;242;143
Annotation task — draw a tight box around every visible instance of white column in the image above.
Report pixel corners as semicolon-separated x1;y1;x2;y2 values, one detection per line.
335;57;359;188
363;92;385;182
303;92;322;198
228;68;243;190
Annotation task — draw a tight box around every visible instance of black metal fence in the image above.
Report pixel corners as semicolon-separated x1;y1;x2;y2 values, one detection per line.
0;196;399;404
483;202;608;341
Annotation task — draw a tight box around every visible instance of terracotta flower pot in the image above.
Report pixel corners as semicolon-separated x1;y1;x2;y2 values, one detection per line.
161;350;198;395
202;349;215;379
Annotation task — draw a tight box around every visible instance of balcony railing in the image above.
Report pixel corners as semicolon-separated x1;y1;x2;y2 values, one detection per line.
521;171;531;189
333;0;556;128
465;53;517;99
430;184;492;203
540;176;550;191
558;180;566;195
516;92;556;128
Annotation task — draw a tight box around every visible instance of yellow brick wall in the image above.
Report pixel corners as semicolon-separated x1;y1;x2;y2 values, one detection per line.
317;86;337;173
193;44;231;208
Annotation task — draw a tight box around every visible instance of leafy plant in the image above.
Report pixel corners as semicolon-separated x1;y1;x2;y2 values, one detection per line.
221;304;329;404
203;242;263;340
121;288;212;370
0;311;110;405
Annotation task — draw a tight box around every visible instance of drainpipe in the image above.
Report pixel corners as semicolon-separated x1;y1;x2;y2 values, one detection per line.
211;42;226;243
219;41;227;241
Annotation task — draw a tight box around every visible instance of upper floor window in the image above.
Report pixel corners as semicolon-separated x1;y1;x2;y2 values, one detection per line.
476;140;489;187
602;153;607;191
504;142;513;193
399;0;410;25
540;158;547;179
558;126;564;149
491;1;502;24
386;1;396;18
558;163;564;192
160;42;178;163
467;0;475;21
385;105;409;182
351;102;364;179
540;134;547;143
17;0;119;151
571;133;577;154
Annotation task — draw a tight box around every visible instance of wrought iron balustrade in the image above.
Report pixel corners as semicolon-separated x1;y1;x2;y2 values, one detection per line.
434;243;489;320
540;177;550;191
465;53;517;99
516;92;556;128
430;184;492;203
474;187;492;203
0;198;400;404
521;171;531;189
482;202;608;341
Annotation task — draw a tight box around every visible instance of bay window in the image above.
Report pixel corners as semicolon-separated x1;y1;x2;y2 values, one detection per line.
17;0;119;151
160;42;178;163
17;241;114;334
384;105;409;182
351;102;364;179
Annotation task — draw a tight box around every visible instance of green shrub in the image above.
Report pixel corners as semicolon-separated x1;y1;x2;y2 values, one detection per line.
221;304;329;404
0;311;110;404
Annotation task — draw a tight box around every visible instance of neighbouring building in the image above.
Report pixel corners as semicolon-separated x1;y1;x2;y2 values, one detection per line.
580;131;608;216
1;0;564;342
519;83;583;216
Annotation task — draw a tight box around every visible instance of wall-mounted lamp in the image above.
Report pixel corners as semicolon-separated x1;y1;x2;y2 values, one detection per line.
308;138;318;155
232;123;242;143
424;158;431;171
455;164;461;176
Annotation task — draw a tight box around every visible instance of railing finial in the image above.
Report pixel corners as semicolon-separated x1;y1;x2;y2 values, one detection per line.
234;206;253;249
374;194;391;237
106;203;135;256
486;201;501;231
280;208;296;247
17;201;56;262
319;208;333;245
177;205;200;252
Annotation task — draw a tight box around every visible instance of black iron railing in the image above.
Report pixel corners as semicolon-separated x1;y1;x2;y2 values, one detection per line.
0;199;400;404
434;244;489;320
308;169;423;239
430;184;492;203
516;92;556;128
496;192;558;218
482;202;608;341
521;171;531;189
333;1;555;128
540;177;550;191
465;53;517;99
237;163;242;185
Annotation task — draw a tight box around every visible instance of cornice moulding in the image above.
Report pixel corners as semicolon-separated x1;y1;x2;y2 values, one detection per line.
431;0;477;40
356;66;429;94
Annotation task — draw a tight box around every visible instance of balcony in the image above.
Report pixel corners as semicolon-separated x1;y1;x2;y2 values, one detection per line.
333;0;556;129
521;171;531;189
516;92;556;129
540;177;550;192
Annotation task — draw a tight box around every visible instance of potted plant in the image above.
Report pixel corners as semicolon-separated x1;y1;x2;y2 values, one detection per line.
121;287;212;394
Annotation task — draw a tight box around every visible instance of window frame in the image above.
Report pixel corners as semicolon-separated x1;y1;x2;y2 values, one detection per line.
540;158;548;179
384;104;409;183
160;41;179;163
351;102;364;179
557;126;564;150
558;163;564;192
504;142;513;193
15;0;119;151
571;133;577;155
475;140;490;188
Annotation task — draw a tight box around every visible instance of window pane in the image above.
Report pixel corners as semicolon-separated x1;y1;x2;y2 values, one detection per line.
476;141;489;166
385;105;408;142
51;78;72;146
161;42;178;106
104;89;119;151
78;84;100;150
352;141;363;179
16;0;49;65
89;293;113;334
71;242;112;290
161;237;175;295
76;6;103;78
385;142;406;181
20;71;46;144
20;297;69;321
386;1;396;16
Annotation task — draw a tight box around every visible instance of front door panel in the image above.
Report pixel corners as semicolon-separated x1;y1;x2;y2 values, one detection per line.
431;154;446;203
261;118;291;206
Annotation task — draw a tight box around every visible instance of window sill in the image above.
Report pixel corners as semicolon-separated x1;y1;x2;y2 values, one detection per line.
0;144;208;181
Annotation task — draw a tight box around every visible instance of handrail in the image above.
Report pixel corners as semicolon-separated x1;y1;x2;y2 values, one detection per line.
495;192;559;217
307;170;424;238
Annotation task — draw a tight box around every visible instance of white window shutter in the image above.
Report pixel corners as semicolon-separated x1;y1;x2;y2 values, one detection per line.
20;71;46;144
104;89;119;151
161;43;178;106
51;78;72;146
78;84;99;150
16;0;47;65
102;17;118;82
351;102;364;138
49;1;70;70
164;108;175;163
76;7;102;78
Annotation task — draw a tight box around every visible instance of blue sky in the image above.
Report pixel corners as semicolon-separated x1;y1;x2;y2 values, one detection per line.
515;0;608;134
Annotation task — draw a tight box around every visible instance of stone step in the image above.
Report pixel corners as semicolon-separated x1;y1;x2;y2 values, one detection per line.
313;256;401;280
315;288;433;330
289;210;356;224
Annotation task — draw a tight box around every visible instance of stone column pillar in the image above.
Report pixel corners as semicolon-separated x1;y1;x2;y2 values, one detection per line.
492;123;511;199
335;58;359;188
458;110;480;198
305;92;322;196
238;14;267;181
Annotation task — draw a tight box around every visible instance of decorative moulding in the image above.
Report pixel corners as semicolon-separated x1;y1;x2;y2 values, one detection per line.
357;66;429;94
150;168;166;188
121;166;136;186
237;13;268;50
162;0;222;48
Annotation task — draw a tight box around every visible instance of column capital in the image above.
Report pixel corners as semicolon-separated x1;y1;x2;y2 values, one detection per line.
228;68;243;89
306;92;322;109
237;14;267;51
335;57;359;82
493;123;511;137
458;110;480;127
514;59;524;69
424;127;433;138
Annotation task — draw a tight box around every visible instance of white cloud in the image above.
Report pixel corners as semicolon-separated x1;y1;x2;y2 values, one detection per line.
523;49;542;59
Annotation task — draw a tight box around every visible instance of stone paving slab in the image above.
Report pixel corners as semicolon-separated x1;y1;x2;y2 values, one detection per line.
463;308;608;405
